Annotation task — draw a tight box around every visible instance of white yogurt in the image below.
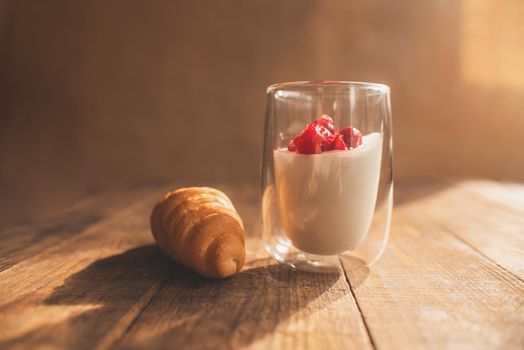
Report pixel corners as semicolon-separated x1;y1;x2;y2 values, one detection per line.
273;133;382;255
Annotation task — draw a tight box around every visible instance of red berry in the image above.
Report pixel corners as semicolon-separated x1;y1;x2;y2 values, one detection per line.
321;135;335;151
333;135;348;150
312;114;335;134
340;127;363;149
294;123;332;154
321;132;348;152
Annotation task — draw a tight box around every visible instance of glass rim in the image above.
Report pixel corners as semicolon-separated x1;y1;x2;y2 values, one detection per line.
266;80;390;94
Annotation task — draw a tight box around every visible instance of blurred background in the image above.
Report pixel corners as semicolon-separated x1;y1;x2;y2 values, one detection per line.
1;0;523;229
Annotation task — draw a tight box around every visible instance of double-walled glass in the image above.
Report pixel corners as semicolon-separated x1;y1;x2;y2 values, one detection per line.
261;81;393;272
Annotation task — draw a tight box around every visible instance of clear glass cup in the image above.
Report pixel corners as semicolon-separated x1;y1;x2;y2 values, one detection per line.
261;81;393;272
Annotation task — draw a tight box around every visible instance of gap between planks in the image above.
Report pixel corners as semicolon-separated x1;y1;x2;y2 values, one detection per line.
95;274;172;350
338;258;378;350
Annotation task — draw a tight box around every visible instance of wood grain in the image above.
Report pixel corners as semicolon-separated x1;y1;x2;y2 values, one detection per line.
396;179;524;280
0;188;153;273
0;189;172;349
114;238;372;350
441;178;524;216
342;206;524;350
115;184;373;350
0;180;523;350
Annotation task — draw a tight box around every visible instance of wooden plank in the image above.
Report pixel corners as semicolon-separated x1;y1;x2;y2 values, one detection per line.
0;180;252;282
0;188;152;273
114;182;373;350
396;179;524;280
115;237;373;350
2;179;523;350
341;206;524;350
441;178;524;216
0;182;372;349
0;189;174;349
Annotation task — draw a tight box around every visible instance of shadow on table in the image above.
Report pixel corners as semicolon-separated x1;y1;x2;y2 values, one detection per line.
122;258;343;349
339;255;370;289
0;245;171;349
394;178;451;206
17;244;349;349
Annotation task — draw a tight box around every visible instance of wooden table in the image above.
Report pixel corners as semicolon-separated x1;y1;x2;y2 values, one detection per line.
1;179;523;350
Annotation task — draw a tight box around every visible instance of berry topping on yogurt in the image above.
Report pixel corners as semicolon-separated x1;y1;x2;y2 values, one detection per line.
312;114;336;133
287;115;362;154
340;127;363;149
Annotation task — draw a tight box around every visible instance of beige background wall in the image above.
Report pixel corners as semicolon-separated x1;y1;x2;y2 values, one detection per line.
1;0;523;228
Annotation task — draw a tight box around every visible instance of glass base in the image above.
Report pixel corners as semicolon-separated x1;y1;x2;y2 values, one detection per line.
265;236;341;273
265;234;382;273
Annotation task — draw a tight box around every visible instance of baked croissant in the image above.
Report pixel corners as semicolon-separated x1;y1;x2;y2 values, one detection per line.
150;187;245;278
